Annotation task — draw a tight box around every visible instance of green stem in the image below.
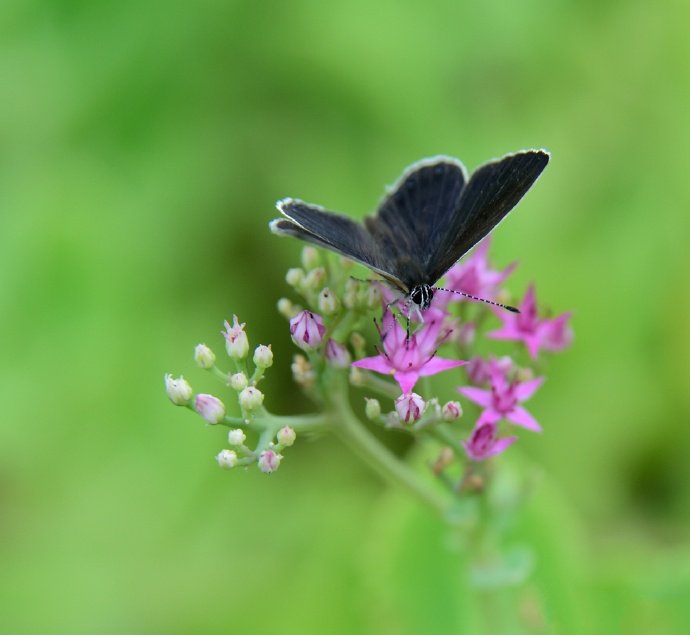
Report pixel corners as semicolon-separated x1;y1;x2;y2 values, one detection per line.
327;376;451;520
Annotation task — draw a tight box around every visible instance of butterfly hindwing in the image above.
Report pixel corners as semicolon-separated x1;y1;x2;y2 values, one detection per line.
271;199;409;292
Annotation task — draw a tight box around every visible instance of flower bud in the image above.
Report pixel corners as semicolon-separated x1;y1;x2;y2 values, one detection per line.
194;394;225;424
343;279;359;309
395;393;425;424
516;366;535;383
464;418;517;462
239;386;264;411
164;373;193;405
285;267;305;288
365;398;381;420
216;449;238;469
277;426;296;447
349;366;364;386
289;310;325;351
442;401;463;421
291;354;315;389
318;287;339;315
228;428;246;446
229;372;248;391
365;284;381;310
222;315;249;360
257;449;283;473
350;332;366;357
303;267;326;290
432;447;455;474
325;339;351;368
194;344;216;369
277;297;299;320
301;246;320;270
253;344;273;369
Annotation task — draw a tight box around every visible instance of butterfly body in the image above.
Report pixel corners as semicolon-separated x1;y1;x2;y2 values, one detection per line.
270;150;549;310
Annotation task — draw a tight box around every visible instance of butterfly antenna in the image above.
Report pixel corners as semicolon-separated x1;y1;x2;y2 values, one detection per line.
435;287;520;313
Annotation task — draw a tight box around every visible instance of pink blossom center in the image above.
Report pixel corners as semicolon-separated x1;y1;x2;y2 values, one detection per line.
491;383;517;413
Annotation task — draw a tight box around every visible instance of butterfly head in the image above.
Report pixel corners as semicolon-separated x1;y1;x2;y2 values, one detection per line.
409;284;434;311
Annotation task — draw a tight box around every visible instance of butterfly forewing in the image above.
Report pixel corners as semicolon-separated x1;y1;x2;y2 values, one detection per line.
364;158;467;289
426;150;549;284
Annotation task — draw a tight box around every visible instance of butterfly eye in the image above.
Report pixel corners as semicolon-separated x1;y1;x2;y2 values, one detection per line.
410;286;423;305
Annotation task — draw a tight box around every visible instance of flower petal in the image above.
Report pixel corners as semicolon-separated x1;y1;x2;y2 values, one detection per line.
352;355;392;374
485;435;518;458
458;386;492;408
393;370;420;395
418;357;466;377
506;406;542;432
514;376;545;401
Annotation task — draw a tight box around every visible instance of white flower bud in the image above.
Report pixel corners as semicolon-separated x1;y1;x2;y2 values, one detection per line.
285;268;304;288
395;393;425;424
228;428;246;446
301;246;320;270
349;366;364;386
239;386;264;411
303;267;326;290
365;284;381;309
194;394;225;424
365;398;381;420
164;374;193;405
277;426;296;447
193;343;215;369
442;401;463;421
216;449;238;469
257;449;283;473
229;372;248;391
253;345;273;369
318;287;339;315
222;315;249;360
277;297;297;319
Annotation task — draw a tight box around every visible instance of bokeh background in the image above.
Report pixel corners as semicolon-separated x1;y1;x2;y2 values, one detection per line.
2;0;690;633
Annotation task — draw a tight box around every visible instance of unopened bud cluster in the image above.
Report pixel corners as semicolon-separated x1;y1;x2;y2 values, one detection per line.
166;315;300;474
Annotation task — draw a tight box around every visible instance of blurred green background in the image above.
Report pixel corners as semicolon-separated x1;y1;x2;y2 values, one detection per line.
2;0;690;633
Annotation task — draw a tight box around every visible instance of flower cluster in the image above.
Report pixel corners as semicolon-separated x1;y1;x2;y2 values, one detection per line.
165;318;297;473
166;239;571;505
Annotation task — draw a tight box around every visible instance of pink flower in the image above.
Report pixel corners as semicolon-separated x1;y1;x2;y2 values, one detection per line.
352;309;466;394
443;238;516;304
459;364;543;432
465;355;515;385
487;285;542;358
325;339;351;368
541;312;574;352
395;392;425;423
257;449;283;473
194;394;226;424
463;416;517;461
290;310;326;351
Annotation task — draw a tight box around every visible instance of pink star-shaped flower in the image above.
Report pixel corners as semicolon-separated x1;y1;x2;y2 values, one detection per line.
459;364;544;432
488;285;571;359
443;237;516;305
463;414;518;462
352;309;466;394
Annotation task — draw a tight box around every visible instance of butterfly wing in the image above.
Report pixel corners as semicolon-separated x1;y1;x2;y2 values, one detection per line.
425;150;550;285
364;157;468;289
271;199;409;292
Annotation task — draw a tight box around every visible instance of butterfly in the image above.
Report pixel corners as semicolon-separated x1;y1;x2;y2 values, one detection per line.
270;149;549;315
